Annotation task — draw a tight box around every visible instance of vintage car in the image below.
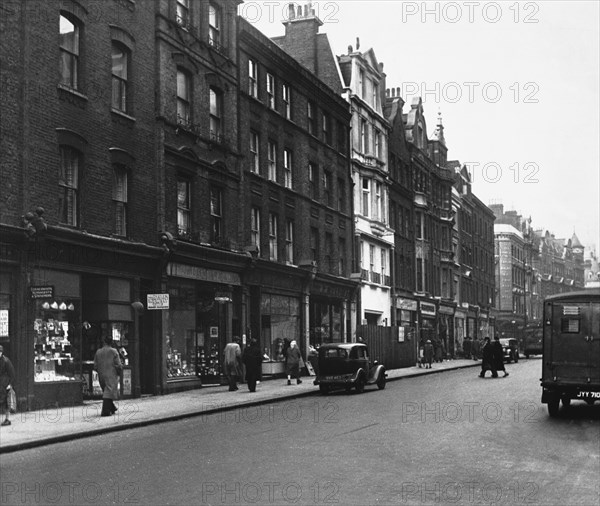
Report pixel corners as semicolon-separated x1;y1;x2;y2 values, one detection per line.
313;343;387;394
499;338;519;363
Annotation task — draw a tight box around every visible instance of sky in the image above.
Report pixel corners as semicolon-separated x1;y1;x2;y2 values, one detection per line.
240;0;600;254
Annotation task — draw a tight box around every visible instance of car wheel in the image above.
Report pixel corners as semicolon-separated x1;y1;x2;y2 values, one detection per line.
355;376;365;394
514;352;519;363
319;384;329;395
377;373;386;390
548;396;560;417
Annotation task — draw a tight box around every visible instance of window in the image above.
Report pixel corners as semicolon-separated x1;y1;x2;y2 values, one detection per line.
337;178;345;212
307;101;316;135
282;83;291;119
266;72;275;109
210;187;222;242
362;178;370;217
59;14;80;89
251;207;261;249
416;211;423;239
285;220;294;264
372;81;379;110
310;228;319;262
357;68;364;99
261;140;275;182
176;0;190;27
323;171;332;207
308;163;317;200
250;131;259;173
58;146;80;226
360;119;368;153
269;213;278;261
177;69;191;126
338;238;346;275
283;149;292;189
177;178;191;237
113;165;128;236
416;258;423;292
337;121;346;153
111;42;130;113
373;181;381;220
381;249;387;279
209;87;223;141
322;112;331;145
374;128;382;158
208;3;221;48
248;58;257;98
369;245;375;273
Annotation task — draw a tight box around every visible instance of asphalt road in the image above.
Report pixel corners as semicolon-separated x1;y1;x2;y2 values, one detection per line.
1;358;598;506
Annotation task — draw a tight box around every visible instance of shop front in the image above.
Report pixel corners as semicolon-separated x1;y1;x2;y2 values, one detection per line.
395;296;418;359
454;309;466;355
419;300;438;344
438;304;455;357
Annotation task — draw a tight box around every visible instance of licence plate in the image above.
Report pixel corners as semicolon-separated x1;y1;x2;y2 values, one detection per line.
324;375;345;380
576;391;600;399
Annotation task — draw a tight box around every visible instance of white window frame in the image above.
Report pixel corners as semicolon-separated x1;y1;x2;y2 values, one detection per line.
266;72;275;109
362;178;370;217
285;219;294;264
248;58;257;98
250;131;259;173
208;2;221;48
268;140;277;182
113;165;128;236
251;207;261;249
283;149;292;189
269;213;278;261
282;83;291;119
59;14;80;90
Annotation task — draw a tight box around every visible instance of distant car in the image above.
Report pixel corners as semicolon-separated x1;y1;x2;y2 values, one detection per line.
523;328;543;358
313;343;387;394
500;338;519;363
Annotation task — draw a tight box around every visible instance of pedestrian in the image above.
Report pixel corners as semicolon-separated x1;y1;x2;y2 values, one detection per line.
0;345;16;426
285;340;302;385
479;337;497;378
223;337;243;391
472;338;480;360
242;338;262;392
492;336;509;377
93;335;123;416
463;337;472;359
423;339;434;369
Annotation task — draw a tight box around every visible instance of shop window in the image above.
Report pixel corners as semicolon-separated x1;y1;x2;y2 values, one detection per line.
260;294;299;364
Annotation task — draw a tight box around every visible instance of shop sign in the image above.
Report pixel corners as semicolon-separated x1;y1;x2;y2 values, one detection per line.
396;298;418;311
30;286;54;299
420;302;436;316
438;305;455;315
147;293;169;310
0;310;8;337
122;369;132;396
167;263;241;286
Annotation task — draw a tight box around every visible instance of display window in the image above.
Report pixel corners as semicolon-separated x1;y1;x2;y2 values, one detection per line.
33;299;80;382
309;300;342;348
260;294;300;363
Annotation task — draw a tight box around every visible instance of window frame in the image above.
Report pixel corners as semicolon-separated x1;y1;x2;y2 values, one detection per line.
111;41;130;113
269;213;278;261
251;207;261;250
266;72;275;109
176;0;190;28
59;13;80;90
58;146;80;227
210;186;223;243
250;131;259;173
285;219;294;264
176;68;192;127
248;58;258;98
208;2;222;48
283;149;292;189
282;83;291;119
177;178;192;237
112;165;128;236
267;140;277;182
209;86;223;142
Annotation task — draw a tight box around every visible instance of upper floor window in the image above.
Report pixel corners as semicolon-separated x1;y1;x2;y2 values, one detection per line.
266;72;275;109
337;178;346;213
337;121;346;153
357;68;364;99
361;178;370;217
307;101;316;135
325;233;333;273
310;228;319;262
269;213;278;261
113;165;128;236
59;146;80;226
210;187;222;242
360;119;368;153
176;0;190;28
282;83;291;119
251;207;261;250
285;220;294;264
323;171;332;207
177;178;191;237
373;181;382;221
209;87;223;141
283;149;292;189
177;69;191;126
338;238;346;275
267;141;277;182
308;163;317;200
374;128;382;159
59;14;80;90
322;112;331;145
111;42;130;113
250;131;259;173
248;59;257;98
208;3;222;48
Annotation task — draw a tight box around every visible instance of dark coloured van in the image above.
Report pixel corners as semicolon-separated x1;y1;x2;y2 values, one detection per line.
541;288;600;416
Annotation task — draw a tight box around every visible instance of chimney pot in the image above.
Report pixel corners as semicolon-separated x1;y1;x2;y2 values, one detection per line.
396;87;400;97
348;45;353;54
288;3;295;20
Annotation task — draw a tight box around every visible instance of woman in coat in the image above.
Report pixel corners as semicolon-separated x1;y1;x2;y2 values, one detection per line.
285;340;302;385
423;340;434;369
93;336;123;416
0;345;16;426
492;336;509;377
242;339;262;392
479;337;497;378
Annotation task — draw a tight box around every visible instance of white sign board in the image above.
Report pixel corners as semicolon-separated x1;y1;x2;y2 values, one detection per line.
147;293;169;310
0;310;8;337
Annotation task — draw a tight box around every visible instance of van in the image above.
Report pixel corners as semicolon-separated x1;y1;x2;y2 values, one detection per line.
541;288;600;416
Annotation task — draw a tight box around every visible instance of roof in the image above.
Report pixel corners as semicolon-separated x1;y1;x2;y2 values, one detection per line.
494;224;523;239
544;287;600;302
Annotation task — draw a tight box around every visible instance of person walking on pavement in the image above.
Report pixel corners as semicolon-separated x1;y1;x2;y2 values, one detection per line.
472;337;480;360
479;337;497;378
423;339;434;369
0;345;16;426
492;336;509;377
242;338;262;392
285;340;302;385
223;336;243;391
463;337;472;359
94;335;123;416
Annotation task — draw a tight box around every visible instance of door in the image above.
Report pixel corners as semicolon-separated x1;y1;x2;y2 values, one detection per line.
587;302;600;384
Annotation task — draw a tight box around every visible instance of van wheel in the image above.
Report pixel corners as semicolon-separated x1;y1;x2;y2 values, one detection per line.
355;376;365;394
548;397;560;417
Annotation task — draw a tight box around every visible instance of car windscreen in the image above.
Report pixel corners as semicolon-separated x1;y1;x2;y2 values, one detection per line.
322;349;348;359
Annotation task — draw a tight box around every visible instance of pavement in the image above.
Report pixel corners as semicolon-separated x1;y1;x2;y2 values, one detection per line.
0;359;480;454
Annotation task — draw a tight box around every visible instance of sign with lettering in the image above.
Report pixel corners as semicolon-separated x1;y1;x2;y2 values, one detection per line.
0;310;8;337
30;286;54;299
147;293;169;310
420;302;437;316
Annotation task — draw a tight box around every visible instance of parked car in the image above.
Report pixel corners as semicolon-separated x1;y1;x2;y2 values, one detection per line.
499;338;519;363
313;343;386;394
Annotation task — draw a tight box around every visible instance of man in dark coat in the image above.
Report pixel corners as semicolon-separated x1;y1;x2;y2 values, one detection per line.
492;336;509;377
423;340;434;369
94;336;123;416
285;340;302;385
0;345;16;426
463;337;472;359
479;337;497;378
242;338;262;392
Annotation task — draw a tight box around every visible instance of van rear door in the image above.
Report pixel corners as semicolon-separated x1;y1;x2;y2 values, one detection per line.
588;302;600;384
